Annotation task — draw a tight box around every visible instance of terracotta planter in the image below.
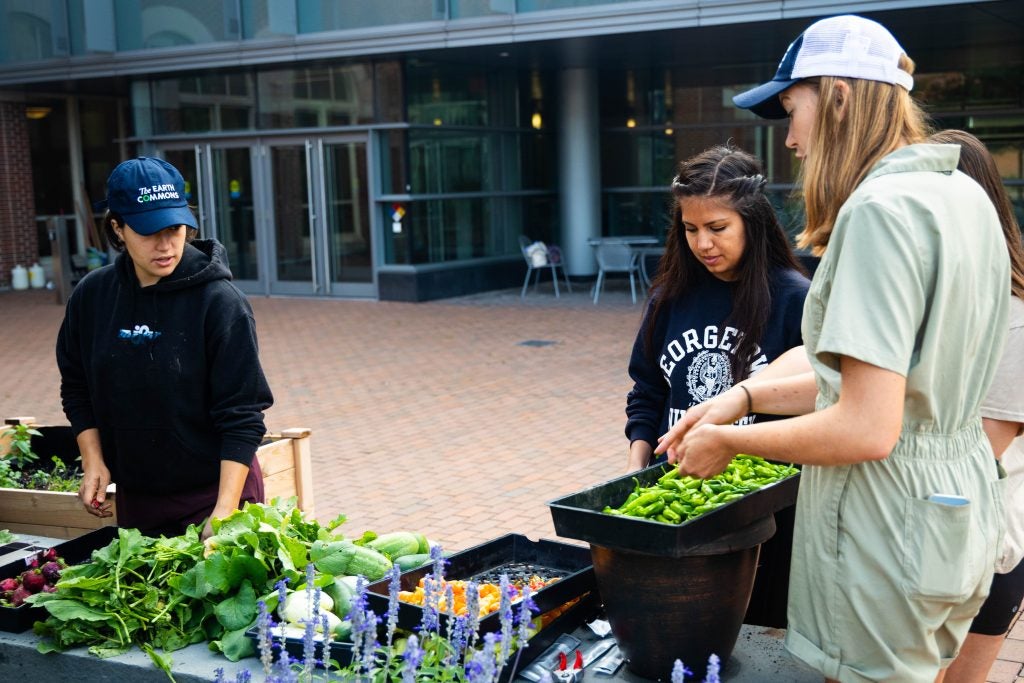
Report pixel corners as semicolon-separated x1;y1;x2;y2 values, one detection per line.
590;516;775;680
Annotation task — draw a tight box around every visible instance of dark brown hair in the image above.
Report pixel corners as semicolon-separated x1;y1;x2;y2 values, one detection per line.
928;129;1024;300
103;210;198;252
645;144;805;381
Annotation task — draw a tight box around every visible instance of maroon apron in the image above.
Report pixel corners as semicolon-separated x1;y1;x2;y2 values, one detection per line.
115;458;265;537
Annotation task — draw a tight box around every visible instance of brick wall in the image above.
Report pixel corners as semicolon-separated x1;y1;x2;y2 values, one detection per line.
0;101;38;289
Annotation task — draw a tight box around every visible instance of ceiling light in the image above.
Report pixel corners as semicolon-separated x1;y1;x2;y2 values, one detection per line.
25;106;51;120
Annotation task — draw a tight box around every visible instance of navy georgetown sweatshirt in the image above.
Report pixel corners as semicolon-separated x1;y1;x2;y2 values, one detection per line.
625;267;809;449
56;239;274;495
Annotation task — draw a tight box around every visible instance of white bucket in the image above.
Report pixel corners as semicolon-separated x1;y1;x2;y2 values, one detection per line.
11;265;29;290
28;263;45;289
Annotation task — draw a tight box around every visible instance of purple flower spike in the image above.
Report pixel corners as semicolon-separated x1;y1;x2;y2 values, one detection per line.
498;574;513;666
386;562;401;648
671;659;692;683
256;600;275;674
467;639;497;683
213;667;225;683
508;584;535;675
402;633;425;683
429;543;447;581
465;580;481;647
704;653;721;683
275;577;289;620
420;575;440;634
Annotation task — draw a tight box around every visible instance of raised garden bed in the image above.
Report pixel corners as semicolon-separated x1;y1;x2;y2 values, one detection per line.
0;418;314;539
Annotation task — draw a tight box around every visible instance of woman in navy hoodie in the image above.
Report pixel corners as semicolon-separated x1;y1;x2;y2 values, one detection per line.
625;146;810;628
625;145;809;470
56;157;274;539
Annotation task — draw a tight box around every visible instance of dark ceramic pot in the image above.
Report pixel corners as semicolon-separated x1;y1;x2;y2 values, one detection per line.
590;515;775;680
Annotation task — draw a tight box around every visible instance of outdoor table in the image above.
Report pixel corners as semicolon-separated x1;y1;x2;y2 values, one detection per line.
0;534;819;681
0;619;820;682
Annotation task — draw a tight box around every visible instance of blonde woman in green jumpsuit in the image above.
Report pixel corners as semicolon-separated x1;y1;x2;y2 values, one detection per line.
655;15;1009;683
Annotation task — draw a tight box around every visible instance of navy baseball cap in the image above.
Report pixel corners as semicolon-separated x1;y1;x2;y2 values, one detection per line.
95;157;198;236
733;15;914;119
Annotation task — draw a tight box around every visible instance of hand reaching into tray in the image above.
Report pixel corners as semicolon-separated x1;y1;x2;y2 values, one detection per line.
655;385;749;478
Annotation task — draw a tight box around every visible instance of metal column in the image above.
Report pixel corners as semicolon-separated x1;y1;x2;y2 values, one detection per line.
557;67;600;278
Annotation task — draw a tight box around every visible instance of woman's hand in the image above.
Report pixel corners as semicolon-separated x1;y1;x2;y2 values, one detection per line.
674;424;736;479
627;440;654;472
79;460;113;517
656;385;749;463
76;428;113;517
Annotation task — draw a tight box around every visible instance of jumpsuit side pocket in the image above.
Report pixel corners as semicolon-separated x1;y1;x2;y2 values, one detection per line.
902;496;983;602
990;477;1009;574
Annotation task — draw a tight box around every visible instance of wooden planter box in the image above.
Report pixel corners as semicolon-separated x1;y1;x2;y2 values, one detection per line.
0;418;313;539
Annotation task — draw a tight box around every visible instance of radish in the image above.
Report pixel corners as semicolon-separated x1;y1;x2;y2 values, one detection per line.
10;586;31;606
40;562;61;584
20;570;46;594
0;578;18;592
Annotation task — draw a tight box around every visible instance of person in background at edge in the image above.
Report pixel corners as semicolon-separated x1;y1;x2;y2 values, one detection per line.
932;129;1024;683
56;156;274;541
624;145;809;629
655;15;1009;683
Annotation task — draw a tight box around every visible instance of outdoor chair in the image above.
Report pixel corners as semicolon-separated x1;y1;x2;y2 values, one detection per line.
519;235;572;299
593;241;641;304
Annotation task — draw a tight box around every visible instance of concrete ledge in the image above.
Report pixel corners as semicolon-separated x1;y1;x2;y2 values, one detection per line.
0;622;820;681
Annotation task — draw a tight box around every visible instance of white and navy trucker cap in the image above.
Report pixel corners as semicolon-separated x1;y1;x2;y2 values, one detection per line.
733;15;914;119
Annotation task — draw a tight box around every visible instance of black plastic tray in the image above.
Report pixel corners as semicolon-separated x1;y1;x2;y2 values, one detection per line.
365;533;596;637
244;623;358;670
0;526;119;632
547;463;800;557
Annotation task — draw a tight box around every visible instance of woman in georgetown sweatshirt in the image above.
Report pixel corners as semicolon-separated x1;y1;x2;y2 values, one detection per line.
625;145;809;471
56;157;273;539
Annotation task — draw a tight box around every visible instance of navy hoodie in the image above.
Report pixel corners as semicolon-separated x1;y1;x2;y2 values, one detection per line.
625;267;809;448
56;239;274;495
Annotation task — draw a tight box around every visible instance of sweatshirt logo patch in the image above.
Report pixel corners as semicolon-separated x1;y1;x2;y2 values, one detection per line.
119;324;162;345
686;349;733;403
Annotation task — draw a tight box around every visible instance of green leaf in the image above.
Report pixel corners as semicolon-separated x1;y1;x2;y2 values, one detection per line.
210;624;257;662
226;551;268;589
326;512;348;531
175;563;210;599
38;599;113;622
142;644;175;675
203;554;233;594
214;579;257;631
88;644;132;659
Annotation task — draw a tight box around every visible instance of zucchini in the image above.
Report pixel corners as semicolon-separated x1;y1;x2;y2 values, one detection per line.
394;553;433;571
324;576;355;618
367;532;421;559
344;545;392;581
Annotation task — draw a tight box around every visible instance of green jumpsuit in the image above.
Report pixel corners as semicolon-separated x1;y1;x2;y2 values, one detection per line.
786;144;1010;682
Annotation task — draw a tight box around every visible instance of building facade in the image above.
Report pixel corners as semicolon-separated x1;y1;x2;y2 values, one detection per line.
0;0;1021;300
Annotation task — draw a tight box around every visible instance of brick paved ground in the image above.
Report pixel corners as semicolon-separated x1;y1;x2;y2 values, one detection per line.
1;283;1021;681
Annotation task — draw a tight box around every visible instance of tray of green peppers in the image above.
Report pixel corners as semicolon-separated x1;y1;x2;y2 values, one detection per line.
547;455;800;557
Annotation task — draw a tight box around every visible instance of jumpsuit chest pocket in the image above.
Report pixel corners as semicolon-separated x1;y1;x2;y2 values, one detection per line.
902;495;987;602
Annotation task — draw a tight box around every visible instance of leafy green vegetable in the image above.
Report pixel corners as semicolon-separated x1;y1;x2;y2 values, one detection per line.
29;497;353;671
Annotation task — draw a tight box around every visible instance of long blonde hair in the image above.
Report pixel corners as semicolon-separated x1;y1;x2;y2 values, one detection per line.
797;55;932;254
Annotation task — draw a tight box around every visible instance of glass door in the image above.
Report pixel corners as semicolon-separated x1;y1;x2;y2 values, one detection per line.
263;136;375;297
264;141;319;295
160;144;261;293
211;146;260;287
162;135;375;298
320;138;374;297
